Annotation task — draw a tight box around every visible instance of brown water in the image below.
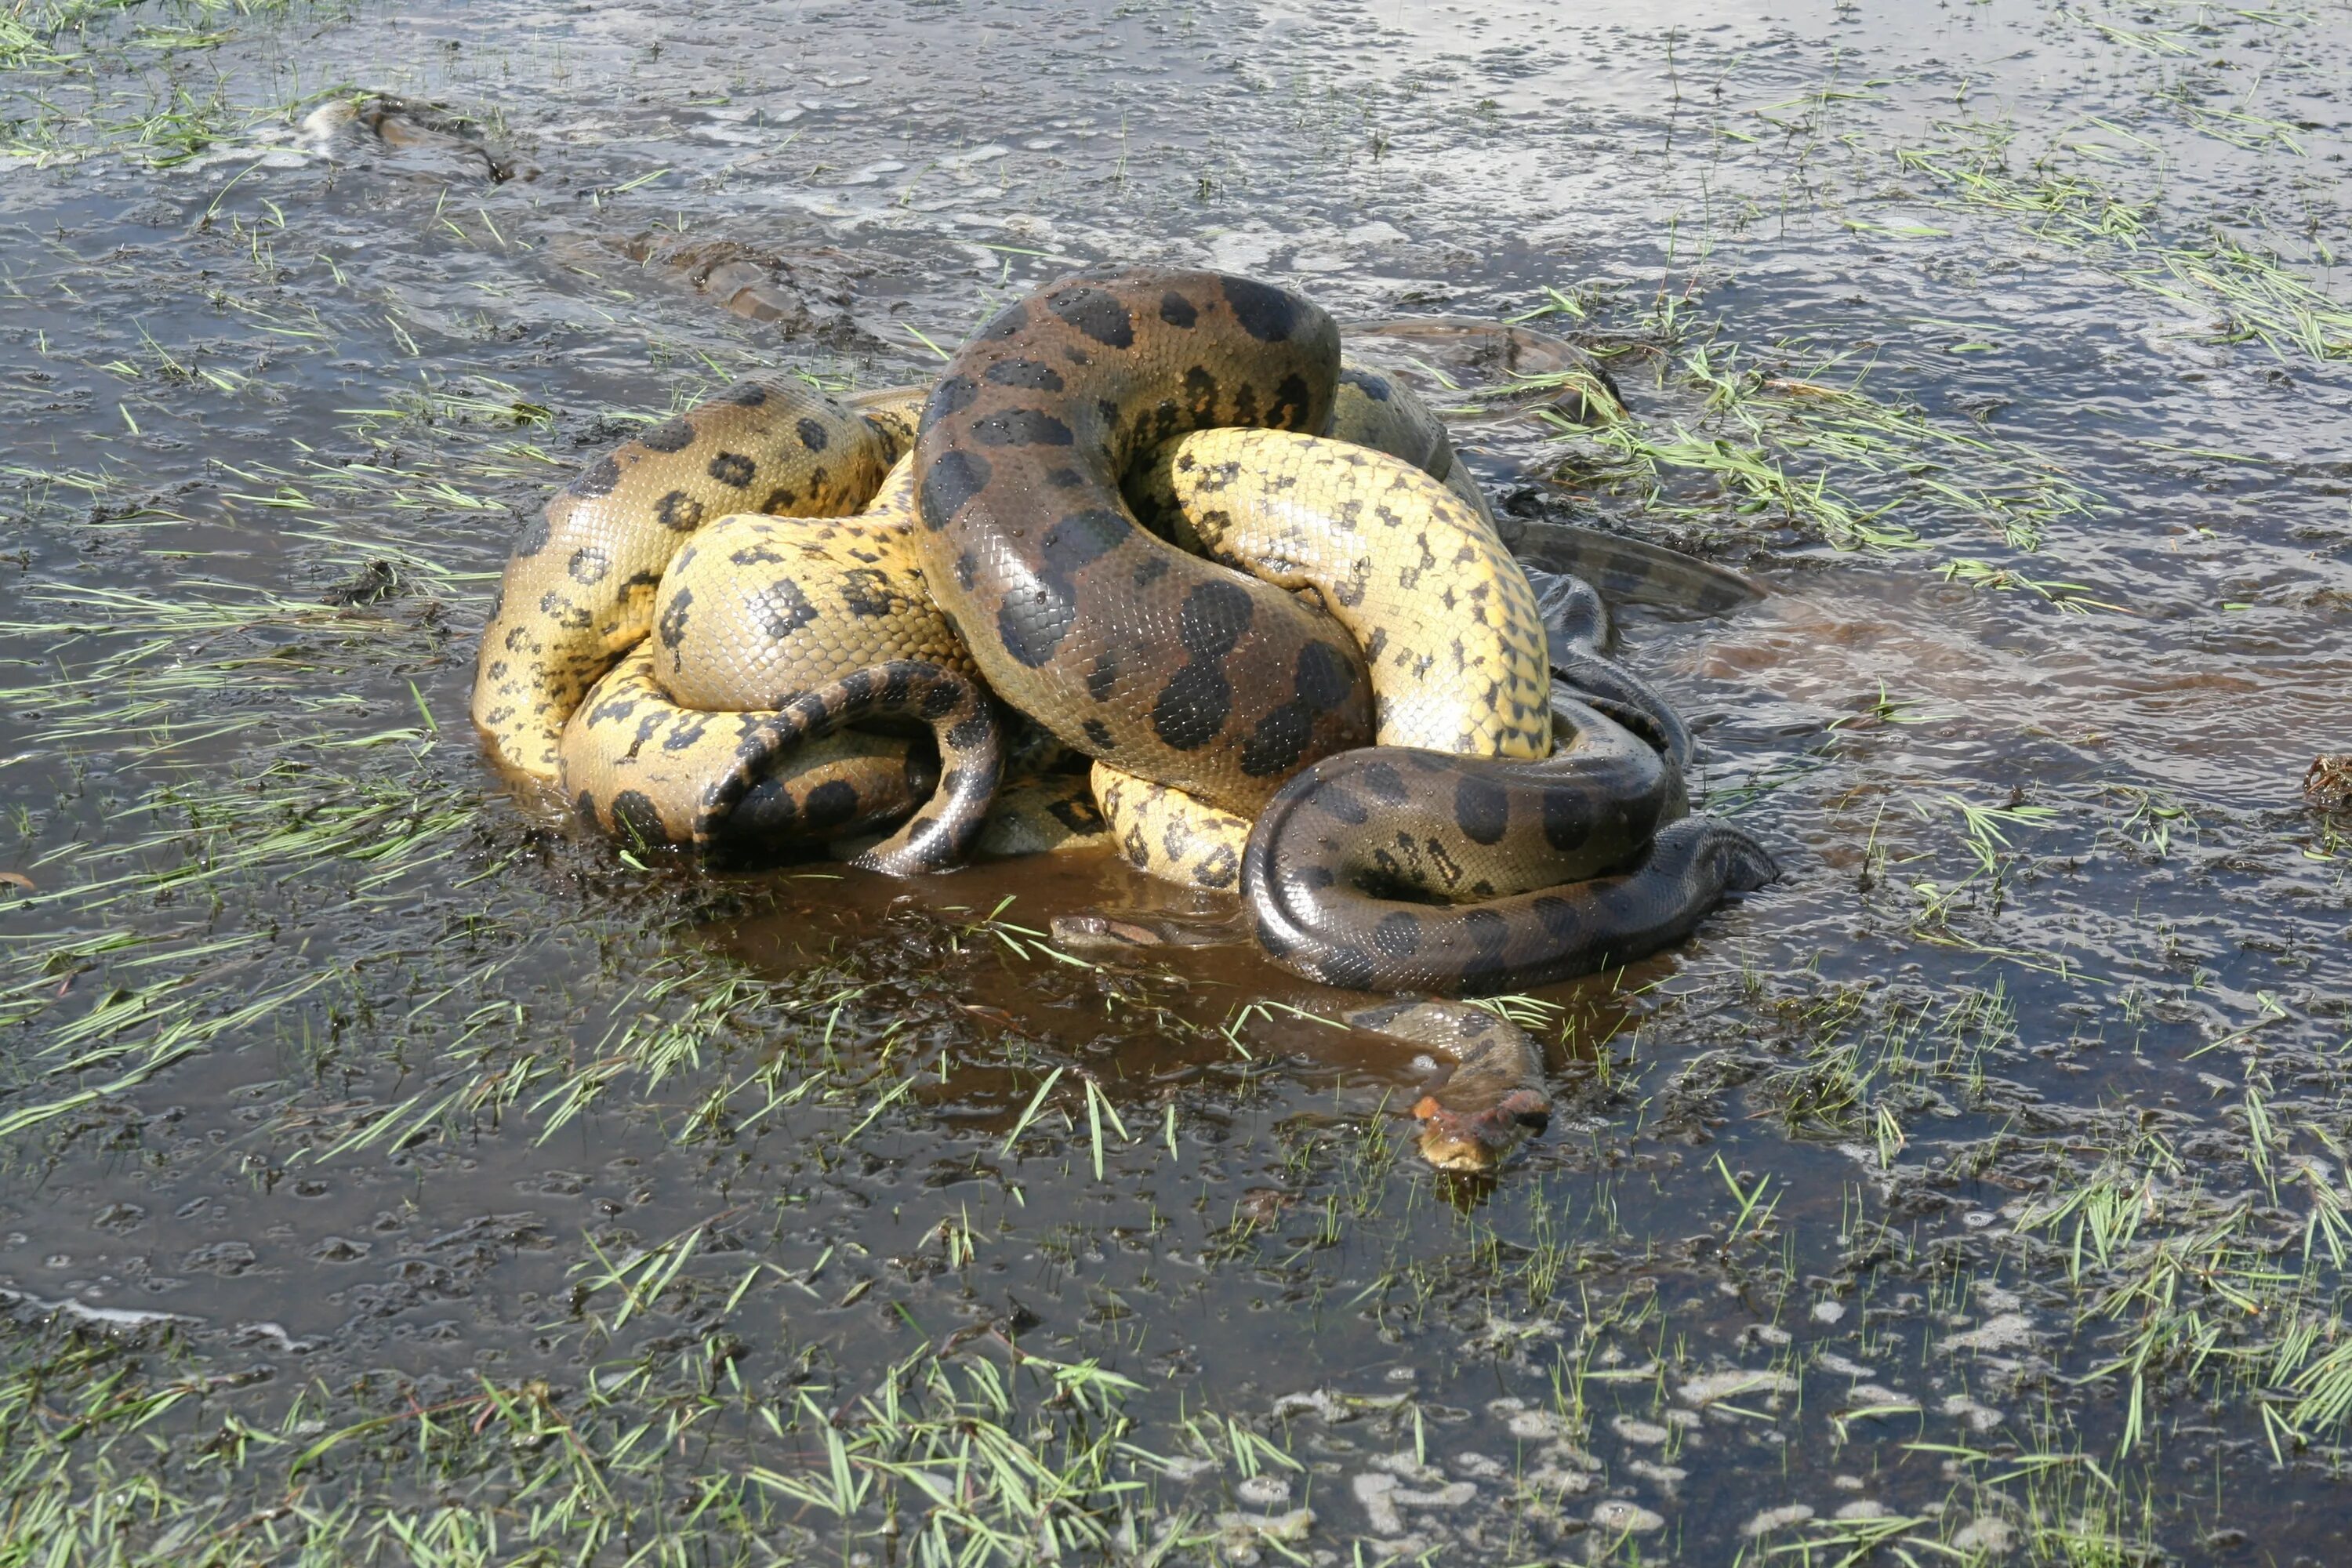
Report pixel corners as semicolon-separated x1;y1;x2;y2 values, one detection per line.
2;0;2348;1562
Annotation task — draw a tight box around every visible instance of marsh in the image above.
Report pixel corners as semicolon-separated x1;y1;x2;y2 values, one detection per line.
0;0;2347;1561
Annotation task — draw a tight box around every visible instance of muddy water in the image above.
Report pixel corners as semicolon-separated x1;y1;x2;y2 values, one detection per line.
2;0;2348;1561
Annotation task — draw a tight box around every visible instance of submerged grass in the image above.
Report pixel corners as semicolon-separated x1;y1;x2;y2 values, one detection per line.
1512;294;2118;601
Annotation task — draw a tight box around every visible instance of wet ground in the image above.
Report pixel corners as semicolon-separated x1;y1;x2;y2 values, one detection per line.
2;0;2349;1561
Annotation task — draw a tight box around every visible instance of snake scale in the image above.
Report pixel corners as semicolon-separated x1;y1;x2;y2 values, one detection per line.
471;267;1774;1004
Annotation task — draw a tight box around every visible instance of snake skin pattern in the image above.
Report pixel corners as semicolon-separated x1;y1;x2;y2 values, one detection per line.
913;267;1371;815
477;267;1771;998
1094;427;1557;891
561;645;937;852
473;380;903;779
557;443;1007;872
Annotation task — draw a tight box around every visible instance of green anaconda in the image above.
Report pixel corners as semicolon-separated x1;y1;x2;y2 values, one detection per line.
913;267;1773;996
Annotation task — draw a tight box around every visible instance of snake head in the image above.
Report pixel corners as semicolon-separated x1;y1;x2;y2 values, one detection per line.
1410;1089;1552;1173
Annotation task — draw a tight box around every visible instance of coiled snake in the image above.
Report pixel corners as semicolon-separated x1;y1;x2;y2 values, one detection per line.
470;269;1776;1155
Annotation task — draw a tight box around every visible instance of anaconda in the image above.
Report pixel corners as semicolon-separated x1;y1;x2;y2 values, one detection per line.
913;267;1771;999
913;268;1371;816
477;267;1769;1000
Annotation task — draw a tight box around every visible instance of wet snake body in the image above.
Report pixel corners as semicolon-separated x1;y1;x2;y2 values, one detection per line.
472;380;903;780
912;270;1372;816
913;269;1771;996
473;267;1772;1000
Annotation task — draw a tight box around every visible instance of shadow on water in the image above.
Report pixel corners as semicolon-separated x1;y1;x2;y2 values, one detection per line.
0;0;2348;1560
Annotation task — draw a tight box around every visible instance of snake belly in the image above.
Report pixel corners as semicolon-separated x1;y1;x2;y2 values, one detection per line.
911;268;1373;816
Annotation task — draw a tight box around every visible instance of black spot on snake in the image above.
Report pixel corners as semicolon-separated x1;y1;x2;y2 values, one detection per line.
795;416;830;452
919;449;992;531
1294;641;1359;713
1359;762;1410;805
727;383;768;407
1270;372;1312;430
1541;788;1594;853
1045;285;1134;349
1238;702;1313;779
1176;579;1254;660
568;454;621;499
1158;290;1198;328
1150;666;1234;752
758;486;798;514
1339;366;1392;401
656;587;693;651
568;546;610;586
760;578;818;640
641;417;695;453
1454;775;1511;846
539;591;590;631
1461;906;1512;953
1372;912;1421;959
609;791;664;847
1085;651;1120;702
1314;785;1371;827
977;301;1028;341
947;713;992;753
971;408;1074;447
920;682;960;720
803;780;861;834
731;777;797;833
984;359;1066;393
837;568;896;619
707;452;755;488
997;582;1078;668
1082;717;1116;751
1181;365;1219;417
655;491;705;532
1041;509;1131;575
1220;275;1303;343
926;376;979;426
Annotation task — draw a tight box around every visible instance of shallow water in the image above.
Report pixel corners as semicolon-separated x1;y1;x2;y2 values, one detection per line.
2;0;2349;1561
